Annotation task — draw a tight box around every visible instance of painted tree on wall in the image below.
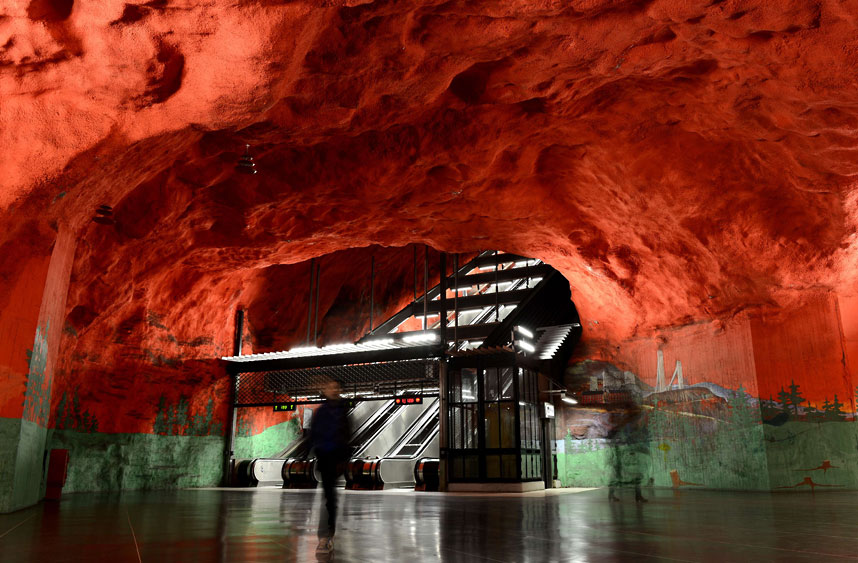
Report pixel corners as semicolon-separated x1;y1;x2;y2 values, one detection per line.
777;380;806;415
23;323;51;425
55;390;99;432
153;395;221;436
787;380;806;414
777;387;791;414
822;395;845;421
728;386;756;428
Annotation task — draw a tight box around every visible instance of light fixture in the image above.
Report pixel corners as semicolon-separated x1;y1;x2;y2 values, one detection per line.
561;393;577;405
287;346;319;354
514;325;534;339
235;144;257;175
516;340;535;353
362;338;394;346
92;205;115;225
402;332;439;344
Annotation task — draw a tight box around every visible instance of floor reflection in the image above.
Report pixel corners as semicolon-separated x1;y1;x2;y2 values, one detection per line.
0;487;855;562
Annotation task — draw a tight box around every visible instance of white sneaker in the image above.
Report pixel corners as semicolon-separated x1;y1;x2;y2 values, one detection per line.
317;537;334;553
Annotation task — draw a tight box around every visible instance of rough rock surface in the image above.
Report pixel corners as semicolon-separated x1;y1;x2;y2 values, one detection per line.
2;0;858;377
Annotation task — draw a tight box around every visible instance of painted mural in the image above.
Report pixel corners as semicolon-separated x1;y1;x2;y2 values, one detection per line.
558;331;858;492
234;406;303;460
23;321;51;426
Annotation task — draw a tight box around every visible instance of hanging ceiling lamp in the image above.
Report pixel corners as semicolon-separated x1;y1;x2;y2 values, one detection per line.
92;205;115;225
235;144;257;175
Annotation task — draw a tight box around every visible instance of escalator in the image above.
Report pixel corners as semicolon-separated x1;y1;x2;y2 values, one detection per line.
243;397;442;489
246;399;391;486
376;400;440;488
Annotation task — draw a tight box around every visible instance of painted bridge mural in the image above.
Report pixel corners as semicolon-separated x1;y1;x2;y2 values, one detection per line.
557;348;858;492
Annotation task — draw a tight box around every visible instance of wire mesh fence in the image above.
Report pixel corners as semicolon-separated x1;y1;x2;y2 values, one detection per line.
234;358;440;406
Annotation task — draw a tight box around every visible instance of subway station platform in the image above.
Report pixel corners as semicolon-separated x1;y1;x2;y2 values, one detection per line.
1;488;856;562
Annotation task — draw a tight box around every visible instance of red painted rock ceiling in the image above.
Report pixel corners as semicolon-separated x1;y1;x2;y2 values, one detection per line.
3;0;858;355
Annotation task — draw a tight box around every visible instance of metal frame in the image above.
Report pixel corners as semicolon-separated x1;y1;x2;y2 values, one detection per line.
445;353;543;483
222;249;582;488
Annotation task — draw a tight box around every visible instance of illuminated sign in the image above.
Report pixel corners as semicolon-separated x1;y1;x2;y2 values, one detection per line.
395;396;423;405
541;402;555;419
274;399;359;411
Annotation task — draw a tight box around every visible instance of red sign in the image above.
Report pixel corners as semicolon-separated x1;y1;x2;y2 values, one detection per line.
395;396;423;405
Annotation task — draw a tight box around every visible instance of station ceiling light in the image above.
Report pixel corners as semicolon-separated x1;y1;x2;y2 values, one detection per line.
235;144;257;175
514;325;534;338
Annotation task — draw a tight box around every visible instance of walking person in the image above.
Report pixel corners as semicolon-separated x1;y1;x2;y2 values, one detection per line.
309;378;351;554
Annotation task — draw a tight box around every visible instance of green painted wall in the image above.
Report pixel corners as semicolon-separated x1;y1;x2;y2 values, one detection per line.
0;418;49;512
557;415;858;491
0;419;45;512
47;429;225;493
235;418;301;460
765;421;858;490
557;423;769;491
0;418;22;510
40;418;301;493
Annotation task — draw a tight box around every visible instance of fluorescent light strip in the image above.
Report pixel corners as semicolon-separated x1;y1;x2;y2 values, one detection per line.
515;325;534;338
221;334;436;361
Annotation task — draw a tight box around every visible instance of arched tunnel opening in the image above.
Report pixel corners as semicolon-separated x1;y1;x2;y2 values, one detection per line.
224;247;583;492
3;2;858;556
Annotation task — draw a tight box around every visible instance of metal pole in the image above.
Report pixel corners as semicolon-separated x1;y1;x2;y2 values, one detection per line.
307;259;315;345
438;359;448;491
314;260;321;346
413;246;418;302
439;252;447;348
370;255;375;333
494;250;499;322
453;254;459;351
423;245;429;330
224;308;243;486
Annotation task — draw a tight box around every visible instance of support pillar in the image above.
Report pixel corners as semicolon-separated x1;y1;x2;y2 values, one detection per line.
0;223;75;512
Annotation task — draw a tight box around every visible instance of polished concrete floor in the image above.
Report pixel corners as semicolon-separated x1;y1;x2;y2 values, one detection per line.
1;487;857;562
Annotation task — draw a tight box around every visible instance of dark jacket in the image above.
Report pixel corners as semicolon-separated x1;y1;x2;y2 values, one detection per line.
309;399;351;461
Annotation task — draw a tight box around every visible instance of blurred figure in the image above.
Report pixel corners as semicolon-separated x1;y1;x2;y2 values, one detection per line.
310;378;351;554
606;402;651;503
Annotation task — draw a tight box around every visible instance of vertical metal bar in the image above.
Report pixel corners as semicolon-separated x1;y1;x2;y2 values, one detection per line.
413;246;418;302
233;309;244;357
306;259;315;345
370;255;375;333
439;359;448;491
314;260;321;346
477;363;486;480
513;366;521;481
453;254;459;351
439;252;447;348
224;308;244;486
423;245;429;330
494;250;499;323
